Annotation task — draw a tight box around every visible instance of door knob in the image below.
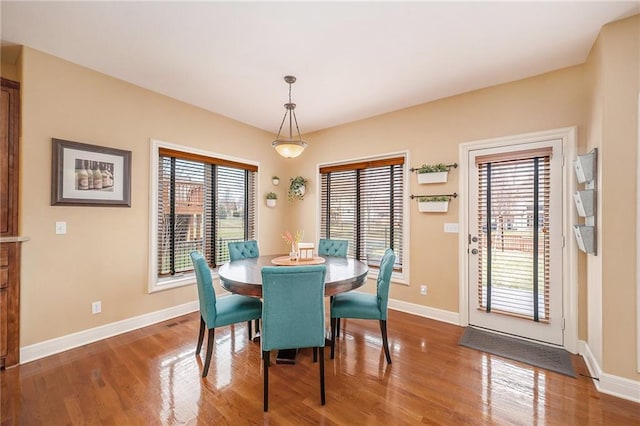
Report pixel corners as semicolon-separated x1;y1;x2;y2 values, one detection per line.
471;248;478;255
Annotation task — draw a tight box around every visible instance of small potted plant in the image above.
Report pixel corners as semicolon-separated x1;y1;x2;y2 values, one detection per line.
266;192;278;207
288;176;308;201
416;163;449;184
418;195;451;213
272;176;280;185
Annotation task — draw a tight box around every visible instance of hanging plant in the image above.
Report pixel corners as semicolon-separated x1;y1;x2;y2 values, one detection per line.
266;191;278;207
288;176;308;201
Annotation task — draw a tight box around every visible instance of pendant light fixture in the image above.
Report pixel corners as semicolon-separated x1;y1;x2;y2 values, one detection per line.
272;75;307;158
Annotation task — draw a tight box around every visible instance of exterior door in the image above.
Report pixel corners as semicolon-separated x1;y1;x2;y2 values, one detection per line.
468;139;564;345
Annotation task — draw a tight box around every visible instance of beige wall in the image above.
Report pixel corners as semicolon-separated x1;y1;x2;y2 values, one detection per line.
18;47;289;346
300;66;585;314
583;19;605;366
585;15;639;380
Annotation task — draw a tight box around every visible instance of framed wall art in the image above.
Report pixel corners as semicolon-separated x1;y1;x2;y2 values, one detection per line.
51;138;132;206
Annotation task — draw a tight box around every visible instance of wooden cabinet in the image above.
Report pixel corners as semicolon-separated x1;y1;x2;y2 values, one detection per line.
0;242;21;368
1;77;22;368
1;78;20;237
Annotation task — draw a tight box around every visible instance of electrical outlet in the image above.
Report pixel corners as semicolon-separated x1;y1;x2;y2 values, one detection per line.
92;301;102;314
420;285;427;295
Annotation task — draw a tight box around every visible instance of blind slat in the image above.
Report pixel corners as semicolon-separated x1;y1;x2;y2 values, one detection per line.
321;158;404;272
157;151;256;276
476;153;551;321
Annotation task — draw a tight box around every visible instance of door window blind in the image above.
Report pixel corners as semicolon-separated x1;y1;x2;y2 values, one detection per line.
320;156;404;271
476;149;551;322
157;149;256;277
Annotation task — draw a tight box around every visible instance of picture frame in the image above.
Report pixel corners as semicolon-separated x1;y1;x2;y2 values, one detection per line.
51;138;132;207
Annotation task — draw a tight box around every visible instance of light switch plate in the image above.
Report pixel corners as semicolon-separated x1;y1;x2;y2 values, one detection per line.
55;221;67;234
444;223;459;233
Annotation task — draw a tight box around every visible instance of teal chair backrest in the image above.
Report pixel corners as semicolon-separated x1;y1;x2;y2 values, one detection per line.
376;249;396;320
318;239;348;257
261;265;327;351
228;240;260;261
190;251;217;324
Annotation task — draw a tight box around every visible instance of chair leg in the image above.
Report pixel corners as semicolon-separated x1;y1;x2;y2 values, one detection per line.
330;317;337;359
313;347;318;363
255;318;260;333
330;296;341;338
263;350;269;412
319;346;326;405
196;316;205;354
202;328;215;378
247;321;252;341
380;320;392;364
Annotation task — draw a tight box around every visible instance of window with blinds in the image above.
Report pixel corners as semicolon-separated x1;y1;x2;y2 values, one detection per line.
157;148;257;278
320;156;404;272
476;148;551;322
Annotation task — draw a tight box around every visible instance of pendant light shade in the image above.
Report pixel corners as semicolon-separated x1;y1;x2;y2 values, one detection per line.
272;75;307;158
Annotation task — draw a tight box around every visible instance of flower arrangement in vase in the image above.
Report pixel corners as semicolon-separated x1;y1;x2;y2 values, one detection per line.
281;230;303;260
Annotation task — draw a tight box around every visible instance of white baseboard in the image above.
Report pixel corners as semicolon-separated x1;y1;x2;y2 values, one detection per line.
388;298;460;325
579;340;640;403
20;300;199;364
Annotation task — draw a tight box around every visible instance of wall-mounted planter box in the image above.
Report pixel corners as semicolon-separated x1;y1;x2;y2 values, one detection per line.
574;150;596;184
266;199;276;208
417;171;448;184
573;225;595;254
573;190;595;217
418;200;449;213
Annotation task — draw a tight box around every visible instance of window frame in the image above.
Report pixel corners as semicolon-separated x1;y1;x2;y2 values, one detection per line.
317;151;410;284
149;139;259;293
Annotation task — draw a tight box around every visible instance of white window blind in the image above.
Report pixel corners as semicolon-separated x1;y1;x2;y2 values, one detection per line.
476;148;551;322
320;156;404;271
157;148;257;277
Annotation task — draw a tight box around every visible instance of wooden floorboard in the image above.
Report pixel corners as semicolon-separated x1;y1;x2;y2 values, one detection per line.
2;309;639;425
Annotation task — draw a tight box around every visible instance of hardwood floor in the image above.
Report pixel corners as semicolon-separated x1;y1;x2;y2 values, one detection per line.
2;309;639;425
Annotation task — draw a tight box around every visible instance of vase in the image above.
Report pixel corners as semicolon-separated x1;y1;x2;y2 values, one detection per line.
289;243;299;261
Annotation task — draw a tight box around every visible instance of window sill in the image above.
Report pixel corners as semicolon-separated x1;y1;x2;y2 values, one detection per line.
148;269;221;293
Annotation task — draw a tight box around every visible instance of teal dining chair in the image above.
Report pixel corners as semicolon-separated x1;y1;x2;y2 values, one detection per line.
261;265;327;411
318;239;349;337
228;240;261;334
190;251;262;378
228;240;260;261
318;238;348;257
330;248;396;364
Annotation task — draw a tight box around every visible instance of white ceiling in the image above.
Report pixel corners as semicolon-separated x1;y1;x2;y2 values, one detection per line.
2;1;638;134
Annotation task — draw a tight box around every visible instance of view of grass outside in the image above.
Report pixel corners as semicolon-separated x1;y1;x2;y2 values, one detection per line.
479;230;549;319
160;216;247;275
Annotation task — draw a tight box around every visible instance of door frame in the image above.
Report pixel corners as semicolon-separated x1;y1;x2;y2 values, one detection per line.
458;127;578;353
